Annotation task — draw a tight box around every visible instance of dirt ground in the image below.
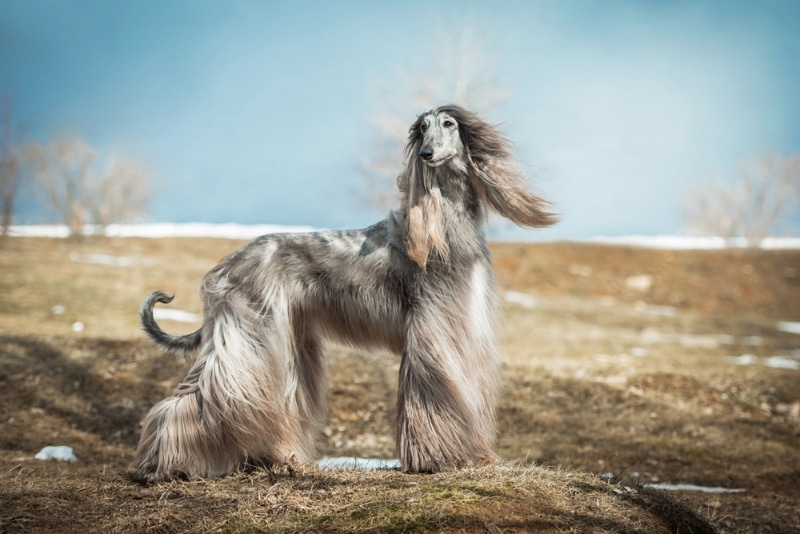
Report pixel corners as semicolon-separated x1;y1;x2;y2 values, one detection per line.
0;236;798;532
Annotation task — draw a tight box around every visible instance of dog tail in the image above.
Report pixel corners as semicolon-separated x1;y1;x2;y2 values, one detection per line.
140;291;202;354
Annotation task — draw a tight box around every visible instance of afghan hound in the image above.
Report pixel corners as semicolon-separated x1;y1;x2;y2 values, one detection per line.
132;105;558;482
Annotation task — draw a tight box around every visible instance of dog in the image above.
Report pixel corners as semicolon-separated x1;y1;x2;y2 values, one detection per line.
132;105;557;482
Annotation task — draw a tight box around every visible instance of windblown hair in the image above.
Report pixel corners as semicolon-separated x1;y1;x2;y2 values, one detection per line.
400;105;557;267
132;104;558;483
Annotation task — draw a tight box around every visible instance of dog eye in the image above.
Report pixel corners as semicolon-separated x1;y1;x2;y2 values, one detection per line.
442;120;454;128
420;123;428;133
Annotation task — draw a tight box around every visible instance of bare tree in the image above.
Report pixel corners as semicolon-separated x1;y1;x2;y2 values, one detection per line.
86;156;150;229
0;97;24;236
359;22;509;211
684;154;800;246
26;137;151;237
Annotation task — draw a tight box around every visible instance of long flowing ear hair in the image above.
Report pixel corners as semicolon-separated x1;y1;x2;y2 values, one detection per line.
397;113;449;268
438;105;559;229
397;105;559;268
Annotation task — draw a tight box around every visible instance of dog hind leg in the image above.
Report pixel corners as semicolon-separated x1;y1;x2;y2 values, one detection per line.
133;294;308;482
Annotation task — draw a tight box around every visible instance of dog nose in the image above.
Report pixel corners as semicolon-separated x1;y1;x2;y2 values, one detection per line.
420;147;434;160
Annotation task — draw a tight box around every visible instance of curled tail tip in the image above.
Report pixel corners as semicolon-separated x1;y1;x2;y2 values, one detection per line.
139;291;202;354
150;291;175;304
141;291;170;320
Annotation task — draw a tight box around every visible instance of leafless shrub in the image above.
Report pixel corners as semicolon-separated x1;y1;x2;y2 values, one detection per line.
359;22;508;211
684;154;800;246
0;97;24;236
26;137;150;237
86;156;150;229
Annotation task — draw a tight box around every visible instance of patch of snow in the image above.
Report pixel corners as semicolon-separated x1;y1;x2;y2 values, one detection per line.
8;223;318;239
71;322;84;332
777;321;800;335
153;309;202;323
764;356;800;370
9;224;70;238
51;304;66;315
69;252;155;267
7;225;800;249
726;354;758;365
504;291;537;309
726;354;799;370
639;328;725;349
634;302;678;317
645;483;745;494
760;237;800;249
9;225;800;248
104;222;319;239
581;235;800;250
315;457;401;471
625;274;652;292
677;334;724;349
35;446;77;462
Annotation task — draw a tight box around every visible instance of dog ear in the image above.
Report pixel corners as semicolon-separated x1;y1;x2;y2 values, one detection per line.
456;114;558;229
397;134;449;269
434;105;557;228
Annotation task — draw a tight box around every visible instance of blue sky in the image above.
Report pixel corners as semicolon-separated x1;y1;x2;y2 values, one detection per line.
2;0;799;238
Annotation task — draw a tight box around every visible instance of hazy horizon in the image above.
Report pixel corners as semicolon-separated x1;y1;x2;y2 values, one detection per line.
3;0;799;238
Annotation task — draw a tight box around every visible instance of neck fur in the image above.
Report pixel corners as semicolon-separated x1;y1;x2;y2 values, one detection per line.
402;155;483;269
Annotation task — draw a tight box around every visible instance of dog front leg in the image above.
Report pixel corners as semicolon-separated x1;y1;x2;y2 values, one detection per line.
394;316;495;472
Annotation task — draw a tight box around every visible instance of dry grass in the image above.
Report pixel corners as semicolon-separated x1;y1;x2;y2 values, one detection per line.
2;461;715;533
1;236;799;532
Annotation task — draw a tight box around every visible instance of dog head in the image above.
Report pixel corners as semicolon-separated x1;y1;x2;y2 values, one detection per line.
399;105;559;268
412;109;465;169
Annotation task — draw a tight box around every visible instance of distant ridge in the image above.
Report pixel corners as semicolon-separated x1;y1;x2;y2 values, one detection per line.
7;223;800;249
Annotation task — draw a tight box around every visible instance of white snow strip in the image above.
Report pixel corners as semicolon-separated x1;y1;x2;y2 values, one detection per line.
315;457;401;471
645;483;745;493
579;235;800;250
7;223;318;239
757;237;800;249
9;224;70;238
8;225;800;248
726;354;758;366
777;321;800;335
153;309;202;323
639;329;728;349
69;252;155;267
634;303;679;317
103;222;318;239
764;356;800;370
725;354;799;370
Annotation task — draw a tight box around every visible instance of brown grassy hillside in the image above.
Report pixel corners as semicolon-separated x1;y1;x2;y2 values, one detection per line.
1;237;799;532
